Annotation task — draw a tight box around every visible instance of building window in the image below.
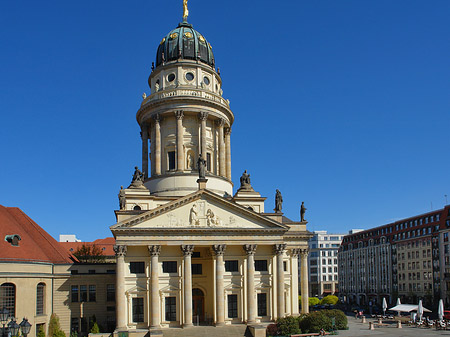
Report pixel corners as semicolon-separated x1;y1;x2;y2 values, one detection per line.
206;153;211;171
225;260;239;272
283;261;287;272
228;294;238;318
1;283;16;317
89;285;96;302
71;285;79;303
130;262;145;274
132;298;144;323
80;285;87;302
254;260;268;272
36;283;45;315
70;318;79;334
192;264;202;275
162;261;177;273
257;293;267;316
107;284;115;302
168;151;175;170
165;297;176;321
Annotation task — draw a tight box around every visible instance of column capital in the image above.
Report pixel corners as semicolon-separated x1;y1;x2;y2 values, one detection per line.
148;245;161;256
175;110;184;120
299;248;309;258
181;244;194;256
114;245;127;257
243;244;257;255
290;248;302;257
198;111;208;121
224;127;231;135
152;113;161;123
273;243;287;255
216;118;225;127
212;244;226;256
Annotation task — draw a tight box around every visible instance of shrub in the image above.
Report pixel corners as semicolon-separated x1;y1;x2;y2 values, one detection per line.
90;322;100;334
299;311;332;333
276;316;301;336
323;309;348;330
266;323;278;336
320;295;339;305
37;326;46;337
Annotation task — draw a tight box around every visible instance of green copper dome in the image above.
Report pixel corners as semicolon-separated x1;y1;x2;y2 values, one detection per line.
155;21;215;68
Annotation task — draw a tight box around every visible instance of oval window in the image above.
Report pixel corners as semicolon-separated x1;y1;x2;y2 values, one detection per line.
186;72;194;81
203;77;210;85
168;73;175;82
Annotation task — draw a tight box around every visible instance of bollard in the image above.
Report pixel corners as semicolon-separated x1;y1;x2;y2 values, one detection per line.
361;316;366;323
369;322;374;330
378;317;382;324
397;320;402;329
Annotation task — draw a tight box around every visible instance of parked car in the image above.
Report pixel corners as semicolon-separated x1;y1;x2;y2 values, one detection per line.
443;310;450;320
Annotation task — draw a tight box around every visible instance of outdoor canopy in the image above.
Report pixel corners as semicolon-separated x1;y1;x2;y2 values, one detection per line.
389;304;432;313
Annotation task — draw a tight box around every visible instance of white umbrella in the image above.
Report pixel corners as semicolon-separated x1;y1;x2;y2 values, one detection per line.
382;297;387;316
438;299;444;321
396;298;401;317
418;300;424;321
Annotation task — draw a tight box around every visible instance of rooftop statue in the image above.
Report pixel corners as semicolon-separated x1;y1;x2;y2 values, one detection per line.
275;189;283;213
129;166;145;188
300;201;307;222
183;0;189;21
197;154;206;179
240;170;251;189
118;186;126;210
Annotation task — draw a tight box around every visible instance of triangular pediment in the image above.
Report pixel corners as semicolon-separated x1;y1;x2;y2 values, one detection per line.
125;285;147;295
111;189;287;232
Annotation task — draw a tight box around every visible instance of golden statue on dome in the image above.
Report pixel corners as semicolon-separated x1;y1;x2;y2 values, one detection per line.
183;0;189;21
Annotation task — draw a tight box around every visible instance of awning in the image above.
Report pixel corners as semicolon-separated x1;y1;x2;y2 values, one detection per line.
389;304;432;313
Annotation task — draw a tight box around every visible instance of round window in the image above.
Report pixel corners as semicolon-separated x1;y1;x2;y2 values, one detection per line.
186;72;195;81
167;73;175;82
203;77;210;85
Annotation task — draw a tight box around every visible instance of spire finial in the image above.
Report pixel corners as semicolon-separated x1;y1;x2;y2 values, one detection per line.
183;0;189;21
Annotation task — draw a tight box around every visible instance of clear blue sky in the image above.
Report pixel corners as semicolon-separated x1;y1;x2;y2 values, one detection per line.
1;1;449;241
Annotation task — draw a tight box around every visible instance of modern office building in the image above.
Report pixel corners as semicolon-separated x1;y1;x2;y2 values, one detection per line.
308;231;346;297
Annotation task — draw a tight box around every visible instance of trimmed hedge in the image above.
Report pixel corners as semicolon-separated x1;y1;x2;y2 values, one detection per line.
276;316;301;335
299;311;332;333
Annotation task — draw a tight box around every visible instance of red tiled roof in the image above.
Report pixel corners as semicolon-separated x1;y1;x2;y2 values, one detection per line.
0;205;74;264
59;237;116;256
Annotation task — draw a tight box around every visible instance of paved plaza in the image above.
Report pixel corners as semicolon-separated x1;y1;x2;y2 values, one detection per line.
159;316;450;336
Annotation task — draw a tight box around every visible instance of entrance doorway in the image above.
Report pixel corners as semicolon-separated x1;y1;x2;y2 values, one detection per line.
192;288;205;325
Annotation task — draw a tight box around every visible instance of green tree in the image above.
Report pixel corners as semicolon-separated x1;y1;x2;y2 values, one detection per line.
48;314;66;337
73;244;105;263
320;295;339;305
309;297;321;306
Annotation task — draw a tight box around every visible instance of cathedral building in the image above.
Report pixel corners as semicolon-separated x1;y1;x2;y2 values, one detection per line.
111;7;311;333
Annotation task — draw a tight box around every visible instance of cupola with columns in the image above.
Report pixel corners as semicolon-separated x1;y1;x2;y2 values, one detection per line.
136;17;233;197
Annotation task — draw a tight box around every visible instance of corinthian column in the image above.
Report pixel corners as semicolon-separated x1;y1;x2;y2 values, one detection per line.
148;245;161;328
114;245;127;330
175;111;184;171
213;244;226;326
300;249;309;314
153;114;161;175
225;127;231;180
141;124;149;179
181;245;194;327
199;112;208;158
274;244;286;318
217;119;226;177
244;244;257;323
290;249;300;315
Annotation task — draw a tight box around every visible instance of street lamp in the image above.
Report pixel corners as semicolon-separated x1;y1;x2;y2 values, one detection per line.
19;318;32;337
0;308;9;337
7;319;20;337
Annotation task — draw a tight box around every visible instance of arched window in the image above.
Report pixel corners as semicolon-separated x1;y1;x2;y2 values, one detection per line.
133;205;141;211
36;283;46;315
0;283;16;317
